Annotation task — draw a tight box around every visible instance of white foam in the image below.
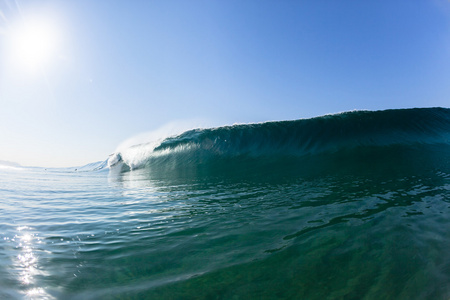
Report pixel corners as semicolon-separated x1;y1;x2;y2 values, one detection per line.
113;119;216;170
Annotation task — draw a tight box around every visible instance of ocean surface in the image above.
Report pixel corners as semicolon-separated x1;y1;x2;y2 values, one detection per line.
1;107;450;299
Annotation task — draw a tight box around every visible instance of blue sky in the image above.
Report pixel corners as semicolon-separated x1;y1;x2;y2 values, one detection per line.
0;0;449;167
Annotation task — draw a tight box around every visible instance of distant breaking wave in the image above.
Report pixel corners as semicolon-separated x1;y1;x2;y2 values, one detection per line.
108;107;450;178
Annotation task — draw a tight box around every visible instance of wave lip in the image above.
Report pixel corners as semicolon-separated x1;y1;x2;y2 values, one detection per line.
109;107;450;177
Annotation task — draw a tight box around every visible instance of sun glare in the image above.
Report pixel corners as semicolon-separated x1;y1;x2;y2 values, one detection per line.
8;16;59;71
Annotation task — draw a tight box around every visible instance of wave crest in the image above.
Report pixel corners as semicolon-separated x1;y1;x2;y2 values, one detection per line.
109;107;450;178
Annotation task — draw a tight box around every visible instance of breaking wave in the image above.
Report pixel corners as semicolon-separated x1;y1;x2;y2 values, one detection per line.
109;107;450;179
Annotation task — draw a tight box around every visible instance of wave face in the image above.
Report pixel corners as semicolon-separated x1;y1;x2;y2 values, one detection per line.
111;107;450;179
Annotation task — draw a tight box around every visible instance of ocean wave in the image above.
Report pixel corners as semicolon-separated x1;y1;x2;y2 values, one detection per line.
108;107;450;178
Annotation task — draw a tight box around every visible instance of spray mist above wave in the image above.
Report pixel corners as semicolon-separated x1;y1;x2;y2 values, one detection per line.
108;107;450;175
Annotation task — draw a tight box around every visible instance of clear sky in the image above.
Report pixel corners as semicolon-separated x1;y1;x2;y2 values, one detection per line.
0;0;449;167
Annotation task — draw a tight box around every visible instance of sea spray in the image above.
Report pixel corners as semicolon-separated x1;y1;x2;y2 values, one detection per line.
112;119;218;170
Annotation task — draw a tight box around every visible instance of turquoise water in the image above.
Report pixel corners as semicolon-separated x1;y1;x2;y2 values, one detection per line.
1;108;450;299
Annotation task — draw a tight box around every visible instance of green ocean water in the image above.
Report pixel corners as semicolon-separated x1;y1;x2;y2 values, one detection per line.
1;108;450;299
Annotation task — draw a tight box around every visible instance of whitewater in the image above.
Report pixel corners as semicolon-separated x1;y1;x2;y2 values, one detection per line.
1;107;450;299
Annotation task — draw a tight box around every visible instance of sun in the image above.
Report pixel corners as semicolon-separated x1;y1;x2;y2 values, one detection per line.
8;16;60;71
